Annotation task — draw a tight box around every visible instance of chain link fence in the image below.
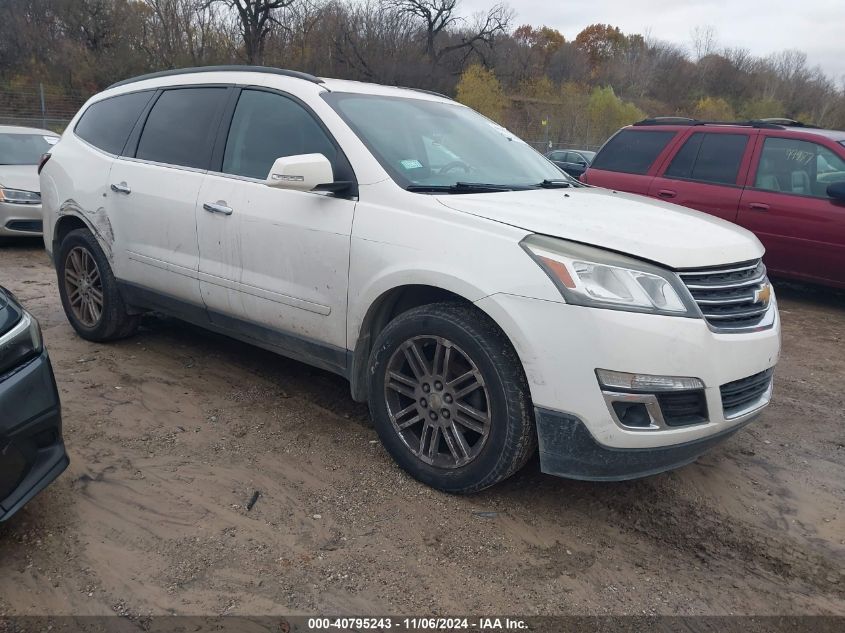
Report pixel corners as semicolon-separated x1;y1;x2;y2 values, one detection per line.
0;82;87;133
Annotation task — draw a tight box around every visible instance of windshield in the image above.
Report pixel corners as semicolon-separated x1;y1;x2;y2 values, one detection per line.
0;133;58;165
581;151;596;162
323;93;564;190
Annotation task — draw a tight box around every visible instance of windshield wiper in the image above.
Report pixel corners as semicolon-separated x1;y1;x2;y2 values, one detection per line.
407;182;525;194
536;179;572;188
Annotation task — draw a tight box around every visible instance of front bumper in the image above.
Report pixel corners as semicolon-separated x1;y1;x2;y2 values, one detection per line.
0;201;43;236
0;350;68;521
476;292;780;477
534;407;757;481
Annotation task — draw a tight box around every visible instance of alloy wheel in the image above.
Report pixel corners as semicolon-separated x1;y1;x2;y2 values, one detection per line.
64;246;104;327
384;335;492;468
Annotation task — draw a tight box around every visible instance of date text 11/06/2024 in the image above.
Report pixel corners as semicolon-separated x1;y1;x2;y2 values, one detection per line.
307;617;529;630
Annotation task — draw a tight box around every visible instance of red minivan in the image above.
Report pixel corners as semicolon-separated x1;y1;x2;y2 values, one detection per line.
582;118;845;289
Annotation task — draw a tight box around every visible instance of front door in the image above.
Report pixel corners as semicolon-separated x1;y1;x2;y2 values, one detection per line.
195;88;356;370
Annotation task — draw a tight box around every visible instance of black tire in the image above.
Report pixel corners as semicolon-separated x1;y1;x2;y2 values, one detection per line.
56;228;139;342
367;302;536;493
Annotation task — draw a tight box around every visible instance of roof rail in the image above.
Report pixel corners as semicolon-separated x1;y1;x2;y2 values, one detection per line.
401;87;454;101
633;117;816;130
107;65;325;89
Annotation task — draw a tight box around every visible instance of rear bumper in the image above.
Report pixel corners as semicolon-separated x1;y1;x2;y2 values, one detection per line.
0;350;68;522
535;406;754;481
0;201;43;236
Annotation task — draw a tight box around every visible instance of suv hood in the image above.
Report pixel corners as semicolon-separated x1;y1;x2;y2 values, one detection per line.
437;187;763;269
0;165;40;193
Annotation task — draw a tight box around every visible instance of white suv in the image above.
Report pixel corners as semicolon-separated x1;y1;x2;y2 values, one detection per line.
40;66;780;492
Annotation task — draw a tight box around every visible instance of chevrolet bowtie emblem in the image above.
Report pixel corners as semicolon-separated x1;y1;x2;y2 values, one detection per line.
754;283;772;306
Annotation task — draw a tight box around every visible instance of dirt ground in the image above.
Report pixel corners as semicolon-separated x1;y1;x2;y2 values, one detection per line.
0;236;843;617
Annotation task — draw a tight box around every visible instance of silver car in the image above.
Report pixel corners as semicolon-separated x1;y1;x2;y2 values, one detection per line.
0;125;60;236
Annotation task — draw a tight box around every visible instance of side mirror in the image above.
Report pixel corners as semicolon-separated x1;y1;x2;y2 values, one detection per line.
827;181;845;202
266;153;333;191
577;160;587;167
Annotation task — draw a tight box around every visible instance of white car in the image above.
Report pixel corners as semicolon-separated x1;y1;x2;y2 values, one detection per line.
0;125;59;236
39;67;780;492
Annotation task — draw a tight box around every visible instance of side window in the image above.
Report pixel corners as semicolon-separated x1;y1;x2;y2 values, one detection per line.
74;91;153;155
136;87;228;169
590;130;676;175
755;137;845;198
665;132;749;185
222;89;338;180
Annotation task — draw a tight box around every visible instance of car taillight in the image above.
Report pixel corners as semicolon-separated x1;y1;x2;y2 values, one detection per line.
37;153;51;175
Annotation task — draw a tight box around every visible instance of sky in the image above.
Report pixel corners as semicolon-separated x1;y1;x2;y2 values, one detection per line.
462;0;845;83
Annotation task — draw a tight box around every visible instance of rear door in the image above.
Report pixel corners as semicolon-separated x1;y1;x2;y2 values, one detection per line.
647;129;755;222
108;86;230;306
582;128;678;194
738;134;845;286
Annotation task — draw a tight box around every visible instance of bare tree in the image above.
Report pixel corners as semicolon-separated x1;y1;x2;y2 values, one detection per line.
388;0;511;66
205;0;295;64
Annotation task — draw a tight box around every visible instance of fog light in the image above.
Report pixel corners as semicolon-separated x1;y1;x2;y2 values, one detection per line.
596;369;704;392
611;402;652;428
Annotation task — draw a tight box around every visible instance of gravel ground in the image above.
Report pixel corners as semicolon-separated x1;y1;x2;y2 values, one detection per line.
0;237;843;616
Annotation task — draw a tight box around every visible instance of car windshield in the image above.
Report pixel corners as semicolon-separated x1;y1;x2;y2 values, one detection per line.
580;151;596;162
0;132;58;165
323;92;564;190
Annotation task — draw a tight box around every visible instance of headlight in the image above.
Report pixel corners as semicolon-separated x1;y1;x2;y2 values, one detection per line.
0;312;43;375
0;188;41;204
521;235;700;317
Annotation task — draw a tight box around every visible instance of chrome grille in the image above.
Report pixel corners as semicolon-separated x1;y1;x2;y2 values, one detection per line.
678;260;771;331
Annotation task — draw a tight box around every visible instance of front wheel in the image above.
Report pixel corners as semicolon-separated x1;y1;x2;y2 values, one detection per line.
367;303;536;493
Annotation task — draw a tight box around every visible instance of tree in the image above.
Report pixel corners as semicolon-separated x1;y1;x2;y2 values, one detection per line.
694;96;735;121
574;23;625;69
587;86;644;144
456;63;506;121
389;0;511;66
205;0;295;64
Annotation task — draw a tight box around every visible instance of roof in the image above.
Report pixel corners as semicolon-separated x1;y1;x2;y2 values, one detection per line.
631;116;845;139
0;125;59;136
105;65;454;104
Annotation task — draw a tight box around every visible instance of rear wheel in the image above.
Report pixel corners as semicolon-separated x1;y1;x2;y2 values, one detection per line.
56;228;139;341
367;302;536;493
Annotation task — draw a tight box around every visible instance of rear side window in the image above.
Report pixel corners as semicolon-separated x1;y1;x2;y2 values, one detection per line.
591;130;676;175
75;91;153;155
665;132;749;185
136;88;228;169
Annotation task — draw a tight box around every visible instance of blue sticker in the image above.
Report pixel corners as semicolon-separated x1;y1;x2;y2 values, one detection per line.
400;159;423;169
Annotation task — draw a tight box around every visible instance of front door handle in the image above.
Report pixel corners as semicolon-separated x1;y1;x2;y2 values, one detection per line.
110;182;131;194
749;202;770;211
658;189;677;199
203;201;233;216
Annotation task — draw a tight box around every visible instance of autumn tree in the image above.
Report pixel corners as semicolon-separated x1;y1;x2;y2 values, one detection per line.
574;23;625;69
456;63;506;121
694;96;735;120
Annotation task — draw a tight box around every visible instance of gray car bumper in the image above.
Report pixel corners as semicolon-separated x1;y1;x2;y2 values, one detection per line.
0;350;68;521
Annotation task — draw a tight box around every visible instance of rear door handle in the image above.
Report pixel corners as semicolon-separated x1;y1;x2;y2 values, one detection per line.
203;201;233;216
110;182;131;194
658;189;677;199
749;202;770;211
